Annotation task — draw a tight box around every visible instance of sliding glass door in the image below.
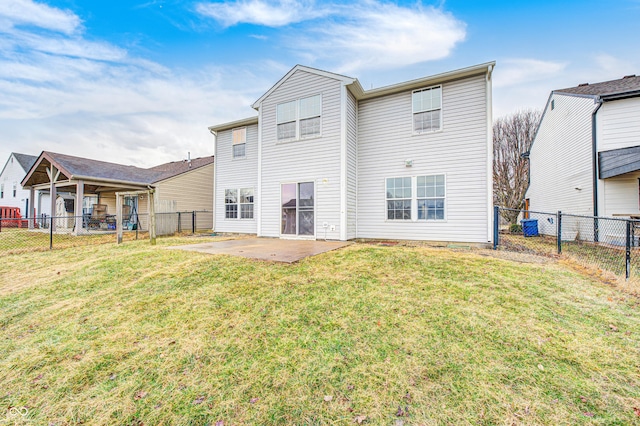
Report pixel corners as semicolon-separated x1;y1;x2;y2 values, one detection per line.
281;182;314;237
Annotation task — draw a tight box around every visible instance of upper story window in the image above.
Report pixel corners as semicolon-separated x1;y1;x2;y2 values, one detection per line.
232;127;246;158
12;182;17;197
0;183;4;198
412;86;442;133
277;94;322;141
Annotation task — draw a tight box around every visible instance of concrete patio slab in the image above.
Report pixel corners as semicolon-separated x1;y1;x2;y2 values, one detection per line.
168;237;351;263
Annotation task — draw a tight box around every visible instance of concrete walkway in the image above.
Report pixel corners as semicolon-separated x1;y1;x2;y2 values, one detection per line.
169;237;351;263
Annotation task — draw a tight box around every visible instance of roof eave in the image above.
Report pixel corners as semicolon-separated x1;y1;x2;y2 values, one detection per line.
208;116;259;133
355;61;496;101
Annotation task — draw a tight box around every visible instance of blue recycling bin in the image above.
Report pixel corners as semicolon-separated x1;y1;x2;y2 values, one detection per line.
520;219;539;237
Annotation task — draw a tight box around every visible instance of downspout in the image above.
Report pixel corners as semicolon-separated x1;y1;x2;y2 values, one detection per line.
591;98;603;215
209;128;217;233
591;97;603;241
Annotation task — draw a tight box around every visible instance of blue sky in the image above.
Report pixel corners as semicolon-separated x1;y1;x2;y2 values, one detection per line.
0;0;638;167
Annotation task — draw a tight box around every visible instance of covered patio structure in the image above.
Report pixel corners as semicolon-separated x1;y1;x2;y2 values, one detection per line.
21;152;157;234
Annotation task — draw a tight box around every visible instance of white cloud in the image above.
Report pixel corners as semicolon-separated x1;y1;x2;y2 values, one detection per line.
0;0;81;34
0;0;267;167
197;0;466;72
299;2;466;73
493;58;567;88
196;0;330;27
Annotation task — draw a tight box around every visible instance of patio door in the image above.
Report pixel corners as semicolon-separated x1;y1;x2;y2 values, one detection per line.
281;182;314;237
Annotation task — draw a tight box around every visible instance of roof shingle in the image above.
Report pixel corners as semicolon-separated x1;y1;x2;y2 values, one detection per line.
555;75;640;97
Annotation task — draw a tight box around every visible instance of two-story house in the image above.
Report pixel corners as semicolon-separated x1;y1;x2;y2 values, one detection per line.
209;62;495;243
526;75;640;219
0;152;51;218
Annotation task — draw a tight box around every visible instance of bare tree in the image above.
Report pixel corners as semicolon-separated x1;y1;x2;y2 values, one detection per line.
493;109;542;225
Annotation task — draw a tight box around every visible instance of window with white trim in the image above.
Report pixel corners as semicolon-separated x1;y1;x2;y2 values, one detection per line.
412;86;441;133
276;94;322;141
225;188;254;219
417;175;445;220
232;127;246;158
12;182;17;197
386;177;412;220
240;188;254;219
0;183;4;198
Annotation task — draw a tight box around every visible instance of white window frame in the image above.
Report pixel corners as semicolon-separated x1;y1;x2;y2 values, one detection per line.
225;188;254;220
12;182;17;197
412;85;442;134
276;94;322;142
0;183;3;198
385;177;412;221
232;127;247;159
416;174;446;221
384;175;447;222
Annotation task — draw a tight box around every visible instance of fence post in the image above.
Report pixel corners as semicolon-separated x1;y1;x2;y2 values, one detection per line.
178;212;182;233
49;215;53;250
557;211;562;254
493;206;499;250
192;211;196;234
626;220;631;280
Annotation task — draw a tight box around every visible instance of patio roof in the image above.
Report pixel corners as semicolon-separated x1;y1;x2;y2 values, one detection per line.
598;145;640;179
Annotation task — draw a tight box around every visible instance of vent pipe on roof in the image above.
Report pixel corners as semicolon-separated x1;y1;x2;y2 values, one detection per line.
623;74;636;79
578;83;589;87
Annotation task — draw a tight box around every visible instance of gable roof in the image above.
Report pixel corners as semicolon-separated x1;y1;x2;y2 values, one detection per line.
0;152;38;179
13;153;38;172
251;65;356;109
213;62;495;131
555;75;640;100
22;151;214;188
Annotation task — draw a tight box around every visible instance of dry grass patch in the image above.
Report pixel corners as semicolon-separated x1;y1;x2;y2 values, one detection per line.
0;240;639;425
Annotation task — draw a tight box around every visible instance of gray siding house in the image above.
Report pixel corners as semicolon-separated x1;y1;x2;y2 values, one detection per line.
210;63;495;243
526;75;640;219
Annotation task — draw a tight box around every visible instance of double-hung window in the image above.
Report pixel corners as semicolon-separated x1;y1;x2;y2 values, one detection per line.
412;86;442;133
12;182;17;197
417;175;445;220
385;175;446;221
277;94;322;141
232;127;246;158
0;183;3;198
386;177;412;220
225;188;254;219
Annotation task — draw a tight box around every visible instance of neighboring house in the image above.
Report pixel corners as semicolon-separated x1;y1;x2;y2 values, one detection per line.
209;62;495;243
526;75;640;222
21;152;214;233
0;152;51;217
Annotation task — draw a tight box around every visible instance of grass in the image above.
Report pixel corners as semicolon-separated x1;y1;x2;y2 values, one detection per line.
1;238;639;425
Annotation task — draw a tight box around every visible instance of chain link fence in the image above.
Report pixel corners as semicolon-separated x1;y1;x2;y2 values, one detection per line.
0;210;213;255
494;206;639;279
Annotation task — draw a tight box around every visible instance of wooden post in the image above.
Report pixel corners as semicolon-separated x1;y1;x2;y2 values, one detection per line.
75;180;84;234
28;187;35;229
149;189;156;245
47;165;59;232
116;193;123;244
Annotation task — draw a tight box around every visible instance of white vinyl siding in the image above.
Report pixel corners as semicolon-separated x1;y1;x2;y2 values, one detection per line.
357;74;489;242
214;123;259;234
260;69;342;239
601;172;640;217
526;93;597;216
597;97;640;152
0;153;51;216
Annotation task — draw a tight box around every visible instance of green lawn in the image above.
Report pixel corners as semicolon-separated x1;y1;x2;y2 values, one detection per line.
1;238;639;425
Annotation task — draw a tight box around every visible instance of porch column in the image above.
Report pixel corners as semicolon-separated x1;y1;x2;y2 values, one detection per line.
75;180;84;234
47;165;59;232
28;187;35;229
116;193;123;244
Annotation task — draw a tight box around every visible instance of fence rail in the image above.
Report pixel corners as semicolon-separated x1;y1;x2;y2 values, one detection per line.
0;210;213;254
494;206;639;279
